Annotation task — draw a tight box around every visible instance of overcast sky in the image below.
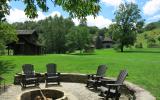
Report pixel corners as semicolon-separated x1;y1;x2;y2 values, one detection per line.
6;0;160;29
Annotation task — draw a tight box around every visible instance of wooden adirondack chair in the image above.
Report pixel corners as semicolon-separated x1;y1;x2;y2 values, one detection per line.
99;70;128;100
45;63;60;86
21;64;39;88
86;65;107;89
0;77;5;92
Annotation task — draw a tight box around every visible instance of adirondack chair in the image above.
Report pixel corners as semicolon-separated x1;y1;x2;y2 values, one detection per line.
45;63;60;86
0;77;5;92
86;65;107;89
21;64;39;88
99;70;128;100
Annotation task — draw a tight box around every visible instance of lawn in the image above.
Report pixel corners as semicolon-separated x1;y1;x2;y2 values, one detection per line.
0;48;160;99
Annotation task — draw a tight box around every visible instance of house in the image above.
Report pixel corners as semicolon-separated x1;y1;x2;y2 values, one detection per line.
7;30;43;55
95;35;114;49
102;37;114;48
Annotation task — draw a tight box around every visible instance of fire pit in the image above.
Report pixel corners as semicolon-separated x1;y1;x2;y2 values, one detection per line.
18;89;67;100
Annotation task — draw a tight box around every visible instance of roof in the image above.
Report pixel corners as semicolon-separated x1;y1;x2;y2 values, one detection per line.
16;30;36;35
103;37;113;42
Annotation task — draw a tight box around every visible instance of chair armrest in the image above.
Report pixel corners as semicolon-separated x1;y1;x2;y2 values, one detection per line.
16;73;22;75
57;72;60;76
101;79;116;82
87;74;96;79
45;72;60;76
100;79;116;85
106;84;124;86
105;83;124;89
93;76;103;80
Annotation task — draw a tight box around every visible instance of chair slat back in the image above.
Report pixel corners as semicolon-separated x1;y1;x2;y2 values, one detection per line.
22;64;34;75
96;65;107;77
115;70;128;84
46;63;57;74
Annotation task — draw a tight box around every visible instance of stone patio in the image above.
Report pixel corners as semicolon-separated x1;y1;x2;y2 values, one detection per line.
0;82;128;100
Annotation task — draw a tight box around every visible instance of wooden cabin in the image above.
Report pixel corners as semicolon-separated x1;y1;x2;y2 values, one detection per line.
102;37;114;48
7;30;43;55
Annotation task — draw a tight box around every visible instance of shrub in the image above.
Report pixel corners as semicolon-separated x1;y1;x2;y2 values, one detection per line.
113;43;121;51
135;43;143;48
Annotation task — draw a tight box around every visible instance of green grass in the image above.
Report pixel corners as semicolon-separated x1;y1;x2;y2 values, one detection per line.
0;48;160;99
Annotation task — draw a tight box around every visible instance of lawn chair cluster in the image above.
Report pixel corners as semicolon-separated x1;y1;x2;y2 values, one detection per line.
86;65;128;100
19;63;60;88
18;63;127;100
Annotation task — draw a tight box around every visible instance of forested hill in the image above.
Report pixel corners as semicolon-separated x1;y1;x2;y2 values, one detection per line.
135;21;160;48
145;21;160;31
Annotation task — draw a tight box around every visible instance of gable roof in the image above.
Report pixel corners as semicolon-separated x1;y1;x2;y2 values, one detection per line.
16;30;36;35
103;37;113;42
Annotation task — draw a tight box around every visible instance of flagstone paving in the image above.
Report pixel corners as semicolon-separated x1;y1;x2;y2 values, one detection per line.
0;82;128;100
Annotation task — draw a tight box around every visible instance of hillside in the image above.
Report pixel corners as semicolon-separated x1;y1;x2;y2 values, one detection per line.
135;21;160;48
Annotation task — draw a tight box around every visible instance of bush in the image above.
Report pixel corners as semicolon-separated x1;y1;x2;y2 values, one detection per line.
147;43;160;48
84;46;95;53
113;43;121;51
135;43;143;48
0;43;6;55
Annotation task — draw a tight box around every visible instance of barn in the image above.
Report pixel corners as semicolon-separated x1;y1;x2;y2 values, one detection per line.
7;30;43;55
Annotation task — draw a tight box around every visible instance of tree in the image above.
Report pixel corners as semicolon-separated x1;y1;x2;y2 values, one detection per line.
12;21;37;30
1;0;100;19
66;26;92;53
40;15;74;53
0;22;17;55
0;0;10;21
113;2;144;52
95;28;107;49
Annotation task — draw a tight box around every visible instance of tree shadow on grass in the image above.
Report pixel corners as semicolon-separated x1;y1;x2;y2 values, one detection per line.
123;50;160;53
69;53;96;56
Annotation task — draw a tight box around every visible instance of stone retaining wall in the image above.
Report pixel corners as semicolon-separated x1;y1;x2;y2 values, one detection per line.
14;73;156;100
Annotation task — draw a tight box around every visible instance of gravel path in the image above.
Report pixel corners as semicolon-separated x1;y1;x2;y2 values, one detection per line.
0;82;128;100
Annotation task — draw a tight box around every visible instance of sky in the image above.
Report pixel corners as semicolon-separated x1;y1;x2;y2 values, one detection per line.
6;0;160;29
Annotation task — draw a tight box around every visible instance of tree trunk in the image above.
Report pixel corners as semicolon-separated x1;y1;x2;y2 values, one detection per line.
120;44;124;52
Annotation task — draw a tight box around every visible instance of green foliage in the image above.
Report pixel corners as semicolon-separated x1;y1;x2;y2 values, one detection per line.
95;28;108;49
135;25;160;48
0;0;10;21
66;26;93;53
88;26;98;34
112;2;144;52
0;22;17;55
40;16;74;53
113;43;121;51
95;35;103;49
13;21;38;30
135;42;143;48
1;0;100;19
54;0;100;20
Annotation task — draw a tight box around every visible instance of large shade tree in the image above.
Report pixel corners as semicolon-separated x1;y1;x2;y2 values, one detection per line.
0;0;100;20
66;26;92;53
113;2;144;52
39;15;74;54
